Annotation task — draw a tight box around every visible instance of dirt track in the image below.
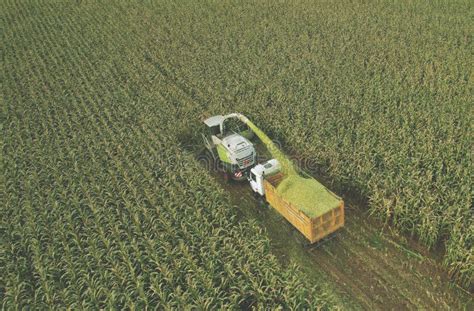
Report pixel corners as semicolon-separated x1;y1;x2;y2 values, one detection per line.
212;170;472;310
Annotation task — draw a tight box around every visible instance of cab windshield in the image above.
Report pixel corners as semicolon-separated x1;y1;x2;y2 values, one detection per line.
250;172;256;182
223;117;248;136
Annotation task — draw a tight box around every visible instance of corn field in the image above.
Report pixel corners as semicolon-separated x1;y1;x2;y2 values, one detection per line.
1;1;336;308
1;0;472;308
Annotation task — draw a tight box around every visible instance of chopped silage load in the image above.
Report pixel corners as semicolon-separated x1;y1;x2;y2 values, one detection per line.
276;175;341;218
243;117;340;218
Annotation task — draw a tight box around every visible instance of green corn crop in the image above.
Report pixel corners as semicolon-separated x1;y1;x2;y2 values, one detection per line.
2;0;472;308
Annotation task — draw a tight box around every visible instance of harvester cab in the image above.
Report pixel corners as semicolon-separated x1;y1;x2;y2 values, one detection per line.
202;113;257;181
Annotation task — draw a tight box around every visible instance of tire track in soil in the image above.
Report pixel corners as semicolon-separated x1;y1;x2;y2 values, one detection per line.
340;213;435;306
310;219;420;309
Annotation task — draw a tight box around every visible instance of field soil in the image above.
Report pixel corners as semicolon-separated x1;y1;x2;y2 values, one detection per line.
198;152;473;310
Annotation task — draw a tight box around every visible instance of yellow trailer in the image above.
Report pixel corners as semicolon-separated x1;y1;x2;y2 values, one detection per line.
264;173;344;243
249;161;344;244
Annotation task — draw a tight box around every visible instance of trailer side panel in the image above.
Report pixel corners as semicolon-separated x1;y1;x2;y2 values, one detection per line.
263;174;344;244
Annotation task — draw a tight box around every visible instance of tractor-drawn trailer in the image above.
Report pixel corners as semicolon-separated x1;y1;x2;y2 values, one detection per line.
251;160;344;243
